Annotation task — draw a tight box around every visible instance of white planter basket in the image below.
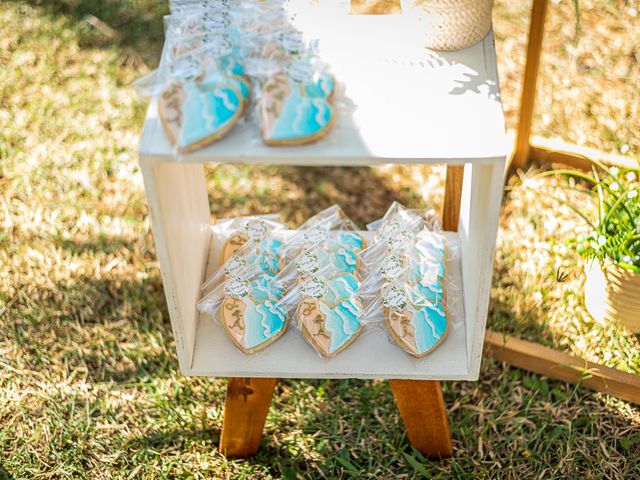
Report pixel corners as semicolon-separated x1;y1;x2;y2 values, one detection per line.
404;0;494;51
584;259;640;333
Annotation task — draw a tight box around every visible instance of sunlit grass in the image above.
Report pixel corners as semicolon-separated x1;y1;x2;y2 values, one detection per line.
1;0;639;478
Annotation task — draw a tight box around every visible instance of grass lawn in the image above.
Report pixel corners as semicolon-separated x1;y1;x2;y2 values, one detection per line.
1;0;639;478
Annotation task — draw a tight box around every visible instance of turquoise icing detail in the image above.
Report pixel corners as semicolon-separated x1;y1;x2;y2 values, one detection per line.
258;237;283;257
408;281;443;305
200;64;250;101
415;235;446;262
246;250;281;273
267;78;333;141
324;274;360;305
250;273;283;303
319;298;362;353
304;73;334;98
219;55;245;77
328;232;365;252
409;260;445;283
180;82;241;146
242;299;287;349
408;302;447;354
316;248;359;274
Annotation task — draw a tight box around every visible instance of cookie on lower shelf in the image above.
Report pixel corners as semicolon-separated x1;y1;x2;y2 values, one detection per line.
218;278;287;354
382;284;448;358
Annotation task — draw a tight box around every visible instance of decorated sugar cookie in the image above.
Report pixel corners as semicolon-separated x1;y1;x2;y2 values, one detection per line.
296;276;362;357
219;278;287;353
382;284;447;358
158;55;244;153
259;60;335;146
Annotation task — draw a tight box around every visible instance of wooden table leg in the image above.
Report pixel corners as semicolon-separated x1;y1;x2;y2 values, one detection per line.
219;377;277;457
389;379;453;459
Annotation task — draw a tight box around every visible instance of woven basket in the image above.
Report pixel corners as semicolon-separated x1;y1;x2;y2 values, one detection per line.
404;0;494;51
584;260;640;333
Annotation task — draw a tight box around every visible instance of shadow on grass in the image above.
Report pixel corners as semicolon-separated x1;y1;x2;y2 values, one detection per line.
206;165;430;227
13;0;166;66
0;464;16;480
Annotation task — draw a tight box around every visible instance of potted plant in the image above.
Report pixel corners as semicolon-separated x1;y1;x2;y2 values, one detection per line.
535;161;640;332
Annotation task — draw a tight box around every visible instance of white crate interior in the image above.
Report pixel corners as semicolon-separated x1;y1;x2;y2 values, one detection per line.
138;0;507;380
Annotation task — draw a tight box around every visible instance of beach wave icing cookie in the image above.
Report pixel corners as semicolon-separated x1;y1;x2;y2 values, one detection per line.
259;61;335;146
158;55;244;153
219;278;287;353
382;284;447;358
296;276;362;357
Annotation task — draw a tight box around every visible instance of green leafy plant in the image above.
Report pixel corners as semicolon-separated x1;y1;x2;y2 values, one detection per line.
533;159;640;272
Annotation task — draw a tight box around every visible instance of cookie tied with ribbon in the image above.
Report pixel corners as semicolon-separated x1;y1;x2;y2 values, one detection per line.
296;275;362;357
382;284;447;358
219;277;287;353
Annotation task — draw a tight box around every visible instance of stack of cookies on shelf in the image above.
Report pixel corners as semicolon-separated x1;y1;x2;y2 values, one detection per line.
134;0;337;155
197;203;452;359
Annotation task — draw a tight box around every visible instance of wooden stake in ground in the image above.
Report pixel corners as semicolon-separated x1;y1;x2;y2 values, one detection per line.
484;330;640;405
512;0;549;170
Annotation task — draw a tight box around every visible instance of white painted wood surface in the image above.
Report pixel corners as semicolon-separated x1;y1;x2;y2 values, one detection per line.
189;229;468;379
140;163;211;370
139;0;506;165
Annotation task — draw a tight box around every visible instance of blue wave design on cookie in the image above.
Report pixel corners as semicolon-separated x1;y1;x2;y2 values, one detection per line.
304;73;334;98
200;62;250;101
269;91;332;141
250;273;283;303
246;250;281;273
242;299;287;350
408;281;444;304
396;302;446;355
180;82;241;146
324;274;360;305
319;298;362;354
327;232;365;252
258;237;283;257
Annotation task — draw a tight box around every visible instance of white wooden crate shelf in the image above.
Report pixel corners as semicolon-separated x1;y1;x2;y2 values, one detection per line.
138;0;507;381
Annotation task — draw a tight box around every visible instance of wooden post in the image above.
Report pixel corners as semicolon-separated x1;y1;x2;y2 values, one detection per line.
389;380;453;458
219;377;277;457
512;0;549;170
387;164;462;459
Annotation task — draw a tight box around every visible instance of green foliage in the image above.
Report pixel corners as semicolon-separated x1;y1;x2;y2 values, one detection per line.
535;160;640;272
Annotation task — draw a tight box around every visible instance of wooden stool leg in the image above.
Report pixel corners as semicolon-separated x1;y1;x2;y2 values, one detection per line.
389;379;453;459
219;377;277;457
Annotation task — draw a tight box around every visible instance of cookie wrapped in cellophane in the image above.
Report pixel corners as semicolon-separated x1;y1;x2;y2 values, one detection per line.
277;267;364;358
356;202;458;358
202;214;287;292
198;273;287;354
283;205;366;260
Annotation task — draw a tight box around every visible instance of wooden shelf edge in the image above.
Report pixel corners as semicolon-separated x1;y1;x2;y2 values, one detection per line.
484;329;640;405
